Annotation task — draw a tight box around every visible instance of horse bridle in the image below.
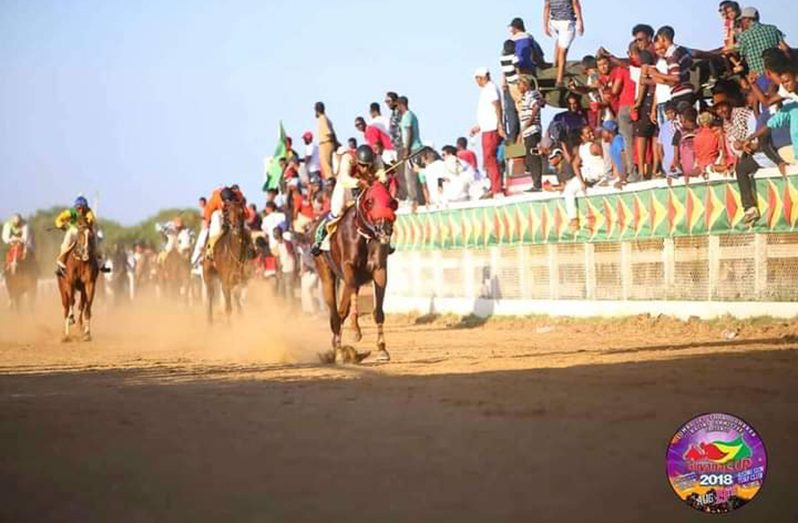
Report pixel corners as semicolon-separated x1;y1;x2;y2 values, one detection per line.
222;203;249;271
354;188;391;242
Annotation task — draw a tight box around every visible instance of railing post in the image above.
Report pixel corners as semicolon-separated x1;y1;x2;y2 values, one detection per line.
754;234;768;299
547;243;560;300
584;243;596;301
708;235;721;301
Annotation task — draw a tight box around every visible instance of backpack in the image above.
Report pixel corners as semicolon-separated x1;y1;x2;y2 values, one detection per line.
679;131;699;177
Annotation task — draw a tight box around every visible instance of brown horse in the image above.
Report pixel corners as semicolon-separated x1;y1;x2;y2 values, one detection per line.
202;199;251;324
3;243;38;311
161;248;192;302
314;181;397;364
57;221;100;342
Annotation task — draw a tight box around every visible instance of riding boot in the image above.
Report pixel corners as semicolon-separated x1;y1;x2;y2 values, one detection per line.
311;226;328;257
55;254;67;277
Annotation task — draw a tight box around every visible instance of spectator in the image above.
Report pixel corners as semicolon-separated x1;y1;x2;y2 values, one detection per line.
398;95;423;205
673;107;700;182
601;120;627;188
518;74;546;192
315;101;338;180
543;0;584;87
658;102;681;183
262;202;287;254
247;204;263;231
297;234;322;315
737;7;786;89
719;1;742;52
500;39;521;142
470;67;505;198
599;54;636;177
644;26;695;109
574;125;608;189
548;147;588;231
632;23;656;54
456;137;479;171
368;103;396;161
695;112;724;180
347;137;358;153
198;196;207;213
302;131;321;181
355;116;393;155
273;227;297;303
633;49;658;181
508;17;544;76
441;145;482;202
384;92;405;199
552;92;588;153
569;55;602;128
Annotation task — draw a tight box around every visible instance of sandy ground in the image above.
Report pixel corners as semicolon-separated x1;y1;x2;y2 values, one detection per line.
0;285;797;523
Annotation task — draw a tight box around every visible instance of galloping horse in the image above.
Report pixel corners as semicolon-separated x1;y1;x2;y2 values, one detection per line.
57;220;100;341
314;180;398;364
161;248;192;301
3;243;38;311
202;199;251;323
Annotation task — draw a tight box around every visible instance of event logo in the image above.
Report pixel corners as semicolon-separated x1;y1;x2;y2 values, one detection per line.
666;413;767;514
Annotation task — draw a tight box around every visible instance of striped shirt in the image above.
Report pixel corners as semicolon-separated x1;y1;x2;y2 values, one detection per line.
665;45;695;99
547;0;575;21
520;90;545;138
500;53;520;84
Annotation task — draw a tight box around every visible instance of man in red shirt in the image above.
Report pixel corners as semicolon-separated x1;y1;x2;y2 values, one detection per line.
355;116;393;154
597;54;636;178
456;137;479;172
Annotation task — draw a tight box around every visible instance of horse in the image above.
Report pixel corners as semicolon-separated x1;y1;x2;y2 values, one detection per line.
110;244;131;305
202;199;251;324
313;180;398;364
57;220;100;342
161;247;192;302
3;243;38;311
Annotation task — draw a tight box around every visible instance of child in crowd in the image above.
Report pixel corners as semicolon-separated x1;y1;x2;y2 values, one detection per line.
658;102;680;186
695;112;724;179
673;107;700;185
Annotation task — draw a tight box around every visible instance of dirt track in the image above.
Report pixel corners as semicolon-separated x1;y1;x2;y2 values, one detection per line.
1;288;797;522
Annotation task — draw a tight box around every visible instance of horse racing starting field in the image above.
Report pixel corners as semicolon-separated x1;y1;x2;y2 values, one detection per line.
0;283;796;521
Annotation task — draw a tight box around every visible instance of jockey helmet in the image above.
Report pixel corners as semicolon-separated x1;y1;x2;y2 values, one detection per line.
355;145;375;167
221;188;236;202
74;196;89;208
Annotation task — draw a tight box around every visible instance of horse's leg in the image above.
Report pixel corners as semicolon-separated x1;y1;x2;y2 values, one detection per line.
373;268;390;362
349;286;363;342
317;264;341;363
60;285;74;342
223;283;233;322
205;271;215;325
82;277;96;342
336;265;369;364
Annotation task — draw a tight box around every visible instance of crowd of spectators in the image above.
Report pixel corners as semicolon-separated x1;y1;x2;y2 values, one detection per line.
243;1;798;305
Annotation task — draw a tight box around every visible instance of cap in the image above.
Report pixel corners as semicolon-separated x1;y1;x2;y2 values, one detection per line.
602;120;619;133
548;148;564;160
302;131;313;141
509;17;525;30
474;66;489;78
740;6;758;18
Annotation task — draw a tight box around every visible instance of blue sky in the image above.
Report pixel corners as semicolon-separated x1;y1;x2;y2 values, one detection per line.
0;0;794;224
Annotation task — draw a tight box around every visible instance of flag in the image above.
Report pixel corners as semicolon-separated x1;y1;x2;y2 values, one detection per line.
263;122;287;191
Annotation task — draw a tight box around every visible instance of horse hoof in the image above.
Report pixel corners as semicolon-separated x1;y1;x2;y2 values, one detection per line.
317;351;336;365
61;336;72;344
376;350;391;363
336;346;370;365
82;334;92;342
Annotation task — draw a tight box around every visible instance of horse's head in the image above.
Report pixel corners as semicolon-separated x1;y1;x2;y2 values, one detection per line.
75;218;96;260
360;181;398;245
223;197;246;232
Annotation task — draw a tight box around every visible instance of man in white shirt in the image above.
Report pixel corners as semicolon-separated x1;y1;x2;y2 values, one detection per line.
262;202;287;255
469;67;505;198
302;131;321;180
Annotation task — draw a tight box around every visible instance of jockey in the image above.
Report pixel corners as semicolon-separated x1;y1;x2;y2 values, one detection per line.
54;196;96;276
311;145;386;256
192;185;254;264
2;214;32;271
156;216;192;265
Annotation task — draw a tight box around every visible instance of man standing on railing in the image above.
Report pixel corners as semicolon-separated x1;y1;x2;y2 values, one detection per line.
471;67;505;198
